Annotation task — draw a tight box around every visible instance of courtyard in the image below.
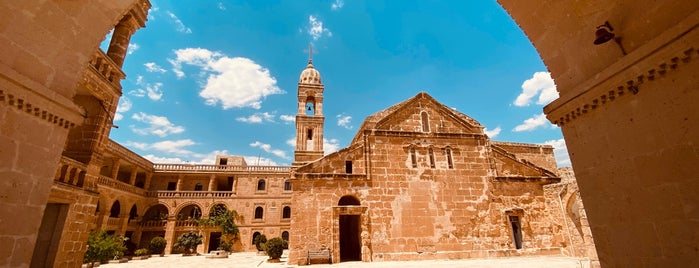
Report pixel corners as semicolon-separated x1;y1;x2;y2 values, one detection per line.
100;252;593;268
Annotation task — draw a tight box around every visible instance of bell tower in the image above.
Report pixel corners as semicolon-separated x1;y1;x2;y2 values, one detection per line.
293;46;325;166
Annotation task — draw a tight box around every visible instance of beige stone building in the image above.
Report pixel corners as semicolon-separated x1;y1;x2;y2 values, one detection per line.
287;61;594;263
1;1;697;268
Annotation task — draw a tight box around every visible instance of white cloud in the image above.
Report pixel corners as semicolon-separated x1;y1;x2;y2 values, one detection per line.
114;97;132;121
513;113;551;132
150;139;196;155
542;138;571;167
169;48;284;109
167;11;192;34
279;114;295;123
127;43;140;55
308;15;332;41
484;126;502;139
286;137;296;147
130;76;164;101
131;112;185;137
324;138;340;155
243;156;279;166
142;154;186;164
144;62;167;73
236;112;275;123
513;72;559;106
217;2;226;10
331;0;344;10
250;141;288;159
336;113;353;129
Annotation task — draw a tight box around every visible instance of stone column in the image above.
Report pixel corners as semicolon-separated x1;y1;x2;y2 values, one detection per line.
129;167;138;185
164;216;177;254
117;213;129;236
144;172;153;190
106;15;136;68
176;174;184;191
111;158;121;179
208;174;216;191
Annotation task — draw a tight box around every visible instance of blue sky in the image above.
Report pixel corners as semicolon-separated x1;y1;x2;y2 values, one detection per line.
105;0;570;167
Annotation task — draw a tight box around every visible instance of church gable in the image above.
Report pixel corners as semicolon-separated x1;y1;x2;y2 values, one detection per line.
351;93;483;144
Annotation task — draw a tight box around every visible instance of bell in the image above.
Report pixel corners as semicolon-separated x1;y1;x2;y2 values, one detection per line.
307;106;312;111
593;21;615;45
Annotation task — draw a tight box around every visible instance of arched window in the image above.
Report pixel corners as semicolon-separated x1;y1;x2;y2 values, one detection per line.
281;231;289;242
428;148;436;168
257;179;266;191
421;111;430;132
446;148;454;169
252;232;261;245
284;179;291;191
254;206;264;219
410;148;417;168
338;195;360;206
282;206;291;219
194;183;203;191
109;200;120;218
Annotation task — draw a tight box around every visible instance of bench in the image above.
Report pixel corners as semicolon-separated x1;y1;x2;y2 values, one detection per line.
307;249;332;265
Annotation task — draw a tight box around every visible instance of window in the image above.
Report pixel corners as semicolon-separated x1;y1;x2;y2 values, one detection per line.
219;158;227;165
509;215;523;249
446;148;454;169
345;161;353;174
410;148;417;168
421;111;430;132
257;179;266;191
428;148;435;168
283;179;291;191
252;232;261;245
194;183;203;191
282;206;291;219
254;206;264;219
281;231;289;242
307;128;313;140
167;182;176;191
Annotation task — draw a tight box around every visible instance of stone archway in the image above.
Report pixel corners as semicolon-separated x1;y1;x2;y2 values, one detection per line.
335;195;365;262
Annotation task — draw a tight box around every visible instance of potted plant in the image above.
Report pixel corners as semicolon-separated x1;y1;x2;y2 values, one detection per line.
263;237;287;262
253;234;267;253
132;248;150;260
174;232;203;256
149;236;167;256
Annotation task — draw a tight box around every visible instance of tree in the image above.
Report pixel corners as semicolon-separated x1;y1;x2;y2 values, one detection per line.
253;234;267;251
174;232;203;255
83;230;127;264
149;236;167;255
263;237;288;260
198;207;242;251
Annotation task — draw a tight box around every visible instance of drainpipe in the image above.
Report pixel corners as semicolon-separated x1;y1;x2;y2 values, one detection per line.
558;186;576;257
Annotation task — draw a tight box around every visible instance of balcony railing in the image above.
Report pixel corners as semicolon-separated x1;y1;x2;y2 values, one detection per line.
96;175;147;196
147;191;235;199
175;220;199;227
153;163;291;173
105;139;154;171
88;50;125;88
106;217;121;227
141;220;167;228
54;156;98;191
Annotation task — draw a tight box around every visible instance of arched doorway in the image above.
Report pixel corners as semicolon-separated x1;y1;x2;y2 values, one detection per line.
109;200;121;218
338;196;361;262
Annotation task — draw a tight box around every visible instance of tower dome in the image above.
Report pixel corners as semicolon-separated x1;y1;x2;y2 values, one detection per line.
299;60;322;84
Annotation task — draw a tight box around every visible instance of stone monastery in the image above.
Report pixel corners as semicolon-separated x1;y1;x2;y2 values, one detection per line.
43;34;595;268
4;1;697;267
0;1;608;267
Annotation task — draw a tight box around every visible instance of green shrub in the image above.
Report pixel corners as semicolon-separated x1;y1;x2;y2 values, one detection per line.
149;236;167;255
263;237;287;260
134;248;149;256
174;232;203;255
253;234;267;251
83;230;127;264
217;240;232;251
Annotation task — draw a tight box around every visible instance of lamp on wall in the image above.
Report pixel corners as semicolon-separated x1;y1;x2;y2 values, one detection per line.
593;21;627;55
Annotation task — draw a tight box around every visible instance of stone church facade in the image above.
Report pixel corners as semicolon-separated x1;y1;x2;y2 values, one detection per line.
287;61;595;264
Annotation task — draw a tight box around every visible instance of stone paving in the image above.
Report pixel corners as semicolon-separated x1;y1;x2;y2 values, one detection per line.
100;252;593;268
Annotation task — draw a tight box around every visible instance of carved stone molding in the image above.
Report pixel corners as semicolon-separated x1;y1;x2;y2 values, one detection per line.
0;89;78;129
